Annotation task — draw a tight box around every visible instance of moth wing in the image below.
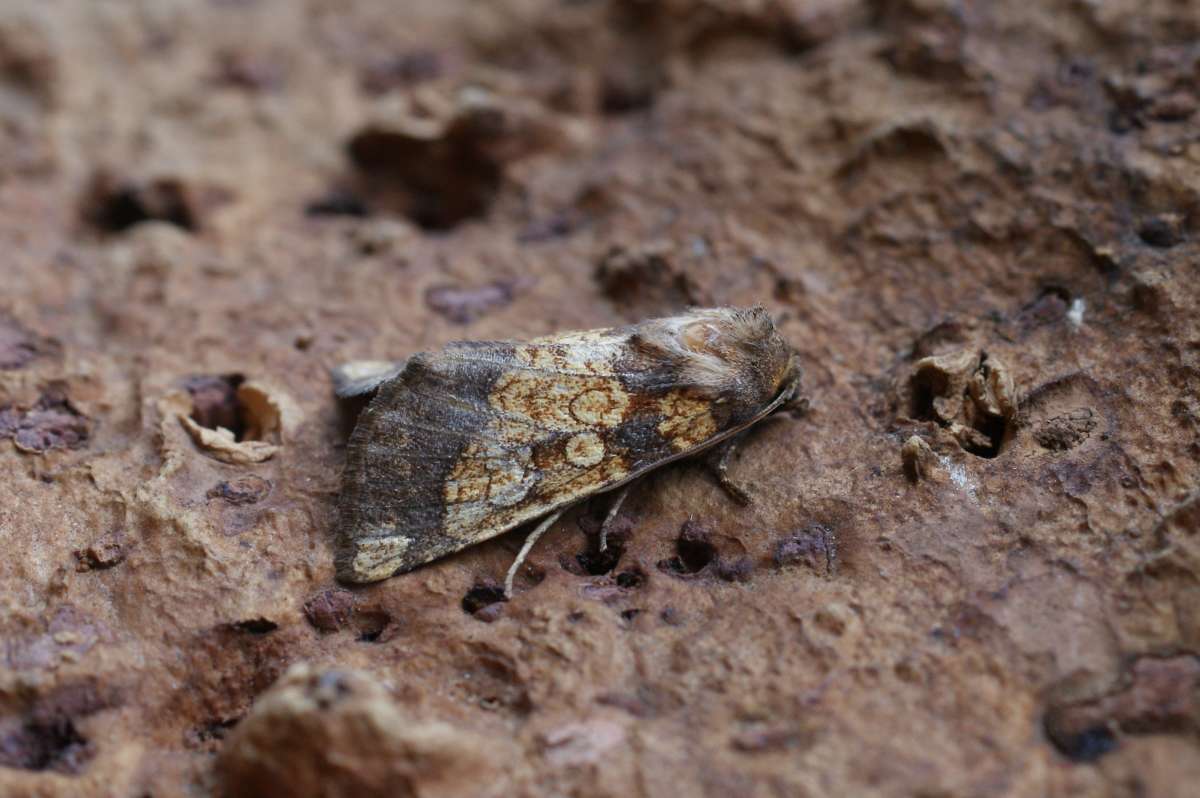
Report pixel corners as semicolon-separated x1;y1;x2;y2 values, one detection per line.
337;336;661;583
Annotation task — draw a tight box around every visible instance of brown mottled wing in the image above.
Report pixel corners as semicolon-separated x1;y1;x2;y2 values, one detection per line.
335;333;720;583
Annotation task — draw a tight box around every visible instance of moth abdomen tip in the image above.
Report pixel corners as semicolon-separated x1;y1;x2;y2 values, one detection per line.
330;359;406;398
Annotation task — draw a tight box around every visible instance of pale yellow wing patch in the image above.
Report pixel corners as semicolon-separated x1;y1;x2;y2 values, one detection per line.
656;391;718;451
439;342;637;540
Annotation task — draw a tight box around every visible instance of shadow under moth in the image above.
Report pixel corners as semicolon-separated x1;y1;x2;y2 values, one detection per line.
333;306;804;597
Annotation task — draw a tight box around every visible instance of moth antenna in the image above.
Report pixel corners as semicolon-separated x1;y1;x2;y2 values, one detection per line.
504;508;567;599
598;485;632;552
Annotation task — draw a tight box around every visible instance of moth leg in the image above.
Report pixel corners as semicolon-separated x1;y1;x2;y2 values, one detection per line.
504;509;566;599
704;434;753;506
783;394;810;418
707;411;800;504
599;485;631;552
707;407;801;503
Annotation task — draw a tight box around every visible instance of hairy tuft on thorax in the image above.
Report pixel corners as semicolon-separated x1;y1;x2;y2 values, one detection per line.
630;307;789;398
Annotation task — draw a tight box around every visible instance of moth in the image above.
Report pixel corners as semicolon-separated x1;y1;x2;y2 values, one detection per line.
333;306;803;597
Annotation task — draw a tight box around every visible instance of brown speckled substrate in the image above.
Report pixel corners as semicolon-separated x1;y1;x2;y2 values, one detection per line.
1;1;1198;796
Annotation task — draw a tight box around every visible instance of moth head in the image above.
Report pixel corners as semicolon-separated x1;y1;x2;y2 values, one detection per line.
640;307;799;409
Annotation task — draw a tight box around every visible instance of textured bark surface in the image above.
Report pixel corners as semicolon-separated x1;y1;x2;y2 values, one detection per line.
1;1;1198;796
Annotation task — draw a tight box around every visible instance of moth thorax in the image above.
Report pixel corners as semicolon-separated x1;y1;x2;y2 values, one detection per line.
681;320;723;355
